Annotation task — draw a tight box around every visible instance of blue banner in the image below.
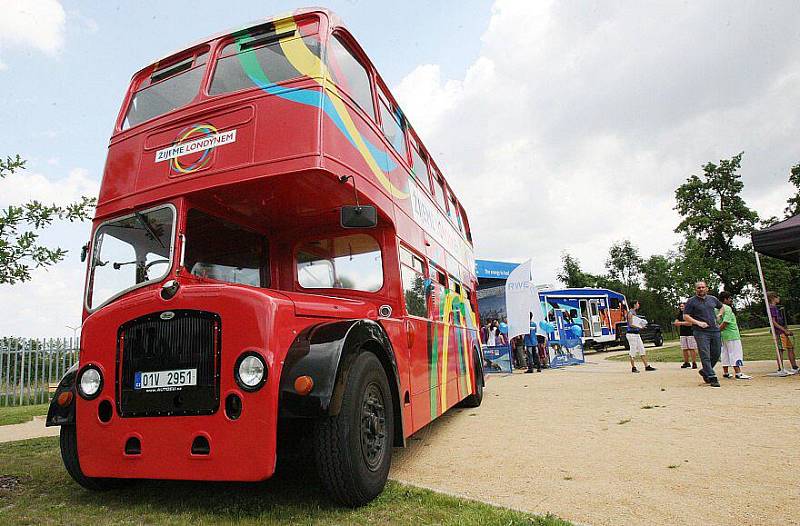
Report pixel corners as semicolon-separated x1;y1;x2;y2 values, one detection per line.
546;310;585;367
482;344;513;373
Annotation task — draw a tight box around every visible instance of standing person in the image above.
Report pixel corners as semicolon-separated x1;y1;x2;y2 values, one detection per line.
767;292;798;373
524;313;542;373
718;292;751;380
673;302;698;369
486;320;498;347
626;300;656;373
682;281;723;388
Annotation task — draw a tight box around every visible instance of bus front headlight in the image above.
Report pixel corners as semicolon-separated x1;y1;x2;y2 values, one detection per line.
78;366;103;399
235;352;266;392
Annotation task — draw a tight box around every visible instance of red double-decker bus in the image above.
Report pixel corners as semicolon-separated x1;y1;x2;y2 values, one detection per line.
47;8;483;505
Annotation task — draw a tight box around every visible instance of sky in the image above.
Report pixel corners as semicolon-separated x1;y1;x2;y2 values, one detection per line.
0;0;799;336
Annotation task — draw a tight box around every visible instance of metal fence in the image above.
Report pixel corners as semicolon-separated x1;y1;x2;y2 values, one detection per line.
0;338;80;407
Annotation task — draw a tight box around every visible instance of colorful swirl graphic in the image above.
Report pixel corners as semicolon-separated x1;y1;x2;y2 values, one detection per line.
234;18;409;199
169;124;218;174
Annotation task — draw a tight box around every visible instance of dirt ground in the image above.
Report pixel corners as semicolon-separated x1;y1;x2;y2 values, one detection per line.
390;352;800;526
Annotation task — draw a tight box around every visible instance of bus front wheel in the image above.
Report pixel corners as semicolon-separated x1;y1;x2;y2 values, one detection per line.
314;352;393;507
60;425;129;491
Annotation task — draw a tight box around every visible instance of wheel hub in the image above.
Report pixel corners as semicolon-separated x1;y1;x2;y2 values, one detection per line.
360;382;386;471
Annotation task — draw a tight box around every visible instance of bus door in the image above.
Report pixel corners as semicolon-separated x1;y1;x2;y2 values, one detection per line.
589;299;603;336
578;299;591;334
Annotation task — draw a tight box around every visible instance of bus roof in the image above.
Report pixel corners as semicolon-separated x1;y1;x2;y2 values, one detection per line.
138;7;338;80
541;288;627;301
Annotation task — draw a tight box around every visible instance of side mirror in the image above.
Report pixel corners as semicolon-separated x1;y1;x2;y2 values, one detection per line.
80;243;89;263
340;205;377;228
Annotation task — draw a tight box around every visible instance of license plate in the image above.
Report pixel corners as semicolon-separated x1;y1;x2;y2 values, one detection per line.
134;368;197;391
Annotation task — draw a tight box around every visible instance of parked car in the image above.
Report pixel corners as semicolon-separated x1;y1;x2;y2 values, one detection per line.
616;321;664;348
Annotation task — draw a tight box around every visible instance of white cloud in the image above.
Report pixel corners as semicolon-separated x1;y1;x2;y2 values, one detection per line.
0;166;97;337
393;0;800;282
0;167;99;207
0;0;66;68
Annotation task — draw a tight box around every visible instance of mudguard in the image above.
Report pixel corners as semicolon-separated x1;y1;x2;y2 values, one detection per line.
46;362;79;427
279;319;404;444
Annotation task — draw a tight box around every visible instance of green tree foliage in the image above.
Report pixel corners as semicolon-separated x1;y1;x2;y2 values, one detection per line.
557;252;595;288
674;152;759;296
0;155;96;284
786;163;800;217
605;240;642;299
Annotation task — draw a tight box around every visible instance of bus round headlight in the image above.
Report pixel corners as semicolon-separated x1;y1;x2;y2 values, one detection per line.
235;353;266;391
78;366;103;399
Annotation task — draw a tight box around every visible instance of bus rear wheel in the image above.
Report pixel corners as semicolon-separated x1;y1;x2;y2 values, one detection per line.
313;352;393;507
458;349;484;408
60;425;130;491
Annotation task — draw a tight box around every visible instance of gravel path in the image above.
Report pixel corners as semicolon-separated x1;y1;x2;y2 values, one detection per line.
0;416;59;444
391;355;800;526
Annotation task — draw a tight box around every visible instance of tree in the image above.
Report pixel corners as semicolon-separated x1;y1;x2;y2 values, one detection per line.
674;152;759;296
786;163;800;218
557;252;594;288
605;240;643;299
0;155;96;284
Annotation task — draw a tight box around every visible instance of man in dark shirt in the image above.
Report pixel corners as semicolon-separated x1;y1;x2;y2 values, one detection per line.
683;281;723;388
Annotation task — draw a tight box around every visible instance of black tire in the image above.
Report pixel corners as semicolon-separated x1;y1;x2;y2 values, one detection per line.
60;425;129;491
458;349;483;408
314;352;393;507
653;333;664;347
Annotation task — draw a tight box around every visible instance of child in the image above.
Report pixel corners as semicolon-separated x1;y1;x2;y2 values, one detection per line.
673;302;698;369
717;292;751;380
767;292;798;373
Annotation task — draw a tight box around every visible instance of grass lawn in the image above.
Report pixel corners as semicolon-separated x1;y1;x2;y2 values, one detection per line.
0;437;570;526
0;404;49;426
607;325;799;362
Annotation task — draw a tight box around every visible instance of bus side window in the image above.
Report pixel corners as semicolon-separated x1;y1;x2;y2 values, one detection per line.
410;139;430;184
327;35;376;120
431;170;448;214
399;246;428;318
378;88;407;159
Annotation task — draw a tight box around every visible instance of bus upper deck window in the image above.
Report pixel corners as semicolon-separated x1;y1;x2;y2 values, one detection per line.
378;92;406;158
209;22;321;96
431;172;448;213
410;142;430;183
327;35;375;120
122;50;208;130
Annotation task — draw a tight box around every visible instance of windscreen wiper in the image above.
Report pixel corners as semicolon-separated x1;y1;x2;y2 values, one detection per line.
134;212;166;249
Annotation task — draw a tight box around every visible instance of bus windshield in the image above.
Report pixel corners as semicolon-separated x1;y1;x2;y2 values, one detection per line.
87;205;175;309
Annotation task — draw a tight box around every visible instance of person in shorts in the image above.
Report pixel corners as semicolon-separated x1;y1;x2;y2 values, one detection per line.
626;300;656;373
768;292;798;373
718;291;751;380
673;302;698;369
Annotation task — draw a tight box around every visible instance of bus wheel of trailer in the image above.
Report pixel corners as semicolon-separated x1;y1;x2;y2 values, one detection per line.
60;425;130;491
458;348;484;408
314;351;393;507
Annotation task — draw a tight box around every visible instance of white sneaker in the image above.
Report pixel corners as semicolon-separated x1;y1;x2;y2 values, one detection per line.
735;373;752;380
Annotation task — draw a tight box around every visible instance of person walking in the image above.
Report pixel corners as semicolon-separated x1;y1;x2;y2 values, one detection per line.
682;281;723;388
767;292;798;373
626;300;656;373
674;302;698;369
524;313;542;373
717;292;751;380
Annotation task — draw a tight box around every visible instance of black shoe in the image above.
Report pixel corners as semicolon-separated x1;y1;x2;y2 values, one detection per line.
632;366;639;373
525;369;534;374
692;363;698;369
722;373;733;379
698;370;710;383
681;362;691;368
709;378;721;388
645;365;656;371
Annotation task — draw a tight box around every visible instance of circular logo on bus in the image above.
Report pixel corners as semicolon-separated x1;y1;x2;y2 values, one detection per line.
160;311;176;321
169;124;218;174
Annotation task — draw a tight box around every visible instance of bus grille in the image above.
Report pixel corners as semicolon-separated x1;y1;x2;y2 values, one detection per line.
117;310;221;417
